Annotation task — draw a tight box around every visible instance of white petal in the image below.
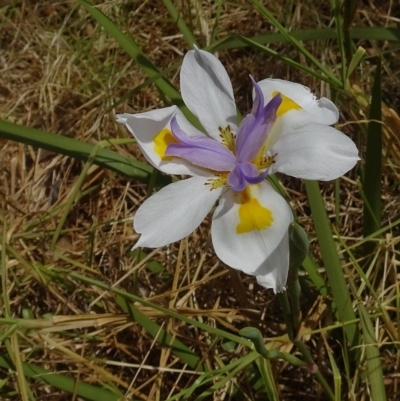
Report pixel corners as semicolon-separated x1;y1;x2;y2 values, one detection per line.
257;78;339;127
269;123;360;180
255;232;290;293
133;176;223;248
211;182;293;276
117;107;207;176
181;48;238;140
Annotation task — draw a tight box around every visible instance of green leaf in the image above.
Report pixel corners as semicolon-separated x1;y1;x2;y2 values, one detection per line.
346;46;367;80
251;0;342;87
0;119;150;180
162;0;197;46
0;355;123;401
118;297;206;371
359;304;387;401
77;0;200;129
305;180;359;349
209;27;400;52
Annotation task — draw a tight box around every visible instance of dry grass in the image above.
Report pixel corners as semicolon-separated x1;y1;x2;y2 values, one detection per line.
0;0;400;400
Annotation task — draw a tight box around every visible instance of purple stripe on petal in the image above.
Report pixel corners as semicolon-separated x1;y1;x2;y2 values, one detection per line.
242;165;269;185
227;165;247;192
237;162;259;179
227;162;269;192
166;116;236;171
235;84;282;163
250;75;264;116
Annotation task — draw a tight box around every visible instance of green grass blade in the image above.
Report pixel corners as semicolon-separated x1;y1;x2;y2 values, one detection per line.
210;0;223;45
235;36;335;85
118;297;206;371
194;353;259;401
305;180;358;348
322;334;341;401
78;0;202;128
255;357;279;401
358;304;387;401
330;0;347;84
77;0;181;102
0;355;123;401
209;27;400;52
51;141;107;250
162;0;197;46
65;270;250;347
343;0;358;60
347;46;367;80
250;0;342;87
0;119;151;180
302;255;328;298
362;59;382;242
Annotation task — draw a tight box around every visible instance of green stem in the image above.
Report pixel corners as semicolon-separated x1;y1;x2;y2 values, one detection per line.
295;340;335;401
277;292;295;342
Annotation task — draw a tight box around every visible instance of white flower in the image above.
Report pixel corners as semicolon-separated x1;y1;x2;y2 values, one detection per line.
117;48;359;293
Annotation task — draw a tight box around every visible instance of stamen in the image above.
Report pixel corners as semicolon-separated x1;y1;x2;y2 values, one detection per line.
218;125;236;152
258;153;277;170
205;174;227;190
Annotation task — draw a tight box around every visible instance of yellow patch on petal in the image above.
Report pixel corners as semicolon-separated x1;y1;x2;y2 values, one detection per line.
153;128;178;160
236;187;273;234
273;91;302;116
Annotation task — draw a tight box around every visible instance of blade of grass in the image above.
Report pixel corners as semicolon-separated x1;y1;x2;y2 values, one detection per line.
162;0;197;46
210;0;223;45
194;353;260;401
51;140;110;250
302;255;328;298
329;0;347;84
0;120;151;180
362;59;382;246
77;0;181;104
343;0;358;61
78;0;201;129
358;304;387;401
1;222;30;400
166;352;259;401
209;27;400;52
236;36;336;85
255;357;279;401
118;296;206;371
251;0;342;87
305;180;359;349
346;46;366;80
9;334;30;401
64;270;250;347
0;355;124;401
322;334;342;401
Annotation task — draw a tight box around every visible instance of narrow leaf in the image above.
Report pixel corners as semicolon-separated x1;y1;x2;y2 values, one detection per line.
0;120;151;180
305;180;359;349
359;304;387;401
0;355;123;401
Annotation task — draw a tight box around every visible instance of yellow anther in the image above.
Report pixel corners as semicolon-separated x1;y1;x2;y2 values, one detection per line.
218;125;236;152
205;175;227;190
